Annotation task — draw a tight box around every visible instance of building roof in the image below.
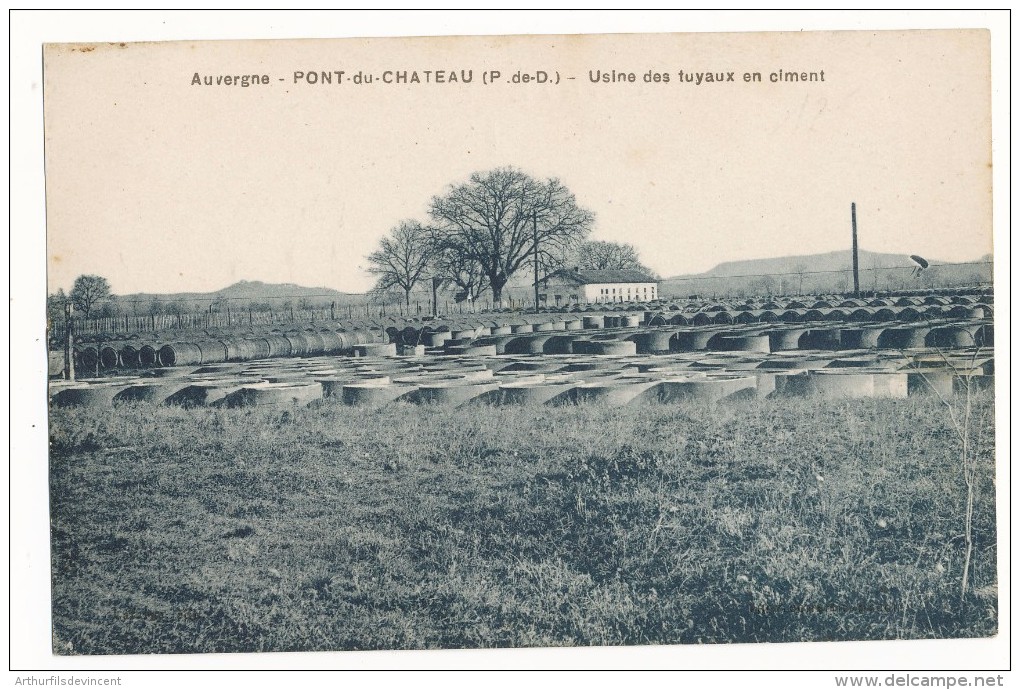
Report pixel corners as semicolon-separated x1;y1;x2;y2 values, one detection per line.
542;268;659;285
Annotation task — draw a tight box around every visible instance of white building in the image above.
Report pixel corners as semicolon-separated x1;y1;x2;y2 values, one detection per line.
537;268;659;306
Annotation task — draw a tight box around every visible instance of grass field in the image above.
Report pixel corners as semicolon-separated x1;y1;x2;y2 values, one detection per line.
48;391;997;654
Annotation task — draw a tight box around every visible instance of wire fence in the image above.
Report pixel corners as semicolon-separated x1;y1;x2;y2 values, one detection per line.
55;259;993;338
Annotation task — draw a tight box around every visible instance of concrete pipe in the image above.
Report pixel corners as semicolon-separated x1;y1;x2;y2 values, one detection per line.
712;334;771;354
945;305;983;319
423;331;450;348
260;335;294;358
317;331;344;354
975;324;993;347
767;328;809;352
877;327;930;350
354;343;398;357
871;372;910;397
492;325;514;336
217;381;324;408
486;335;518;355
341;383;417;406
220;339;252;362
779;310;804;323
581;316;605;329
163;379;263;407
925;326;979;349
138;345;159;367
799;329;842;351
284;333;310;356
497;380;581;405
196;341;229;364
397;326;418;344
317;375;391;398
897;307;922;322
657;375;757;402
302;332;326;356
157;343;204;367
74;347;98;372
543;335;583;355
853;327;886;349
118;344;143;368
500;334;551;355
906;370;956;397
95;346;118;369
413;381;500;406
52;382;138;408
782;370;907;399
631;330;674;354
847;308;875;323
446;343;498;356
113;381;193;405
588;340;637;356
494;362;564;377
671;330;718;352
510;323;535;334
48;352;65;377
571;378;660;405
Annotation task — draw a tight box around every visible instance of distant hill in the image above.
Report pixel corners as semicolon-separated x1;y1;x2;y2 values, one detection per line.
114;280;363;309
661;249;992;298
698;249;914;278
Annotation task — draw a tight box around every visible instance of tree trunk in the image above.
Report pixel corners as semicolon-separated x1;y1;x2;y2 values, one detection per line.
491;277;507;303
405;288;411;307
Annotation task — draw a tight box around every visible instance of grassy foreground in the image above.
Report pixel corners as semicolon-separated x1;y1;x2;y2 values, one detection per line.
49;392;997;654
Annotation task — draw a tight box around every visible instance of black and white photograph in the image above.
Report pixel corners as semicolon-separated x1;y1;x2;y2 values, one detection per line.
11;10;1010;681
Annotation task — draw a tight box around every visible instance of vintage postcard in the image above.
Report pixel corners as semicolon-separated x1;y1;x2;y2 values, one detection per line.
29;19;1004;673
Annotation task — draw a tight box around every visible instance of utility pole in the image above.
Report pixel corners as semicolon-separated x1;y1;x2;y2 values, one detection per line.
533;211;540;314
432;277;442;317
851;202;860;297
63;302;75;381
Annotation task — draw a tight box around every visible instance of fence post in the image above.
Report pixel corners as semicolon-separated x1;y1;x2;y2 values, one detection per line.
63;302;75;381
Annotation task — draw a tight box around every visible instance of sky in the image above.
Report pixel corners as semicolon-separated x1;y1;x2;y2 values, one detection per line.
42;23;993;297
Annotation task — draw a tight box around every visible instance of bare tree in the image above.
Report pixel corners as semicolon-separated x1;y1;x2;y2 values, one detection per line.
430;243;489;302
69;274;110;318
366;220;436;307
576;240;655;275
429;167;595;302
